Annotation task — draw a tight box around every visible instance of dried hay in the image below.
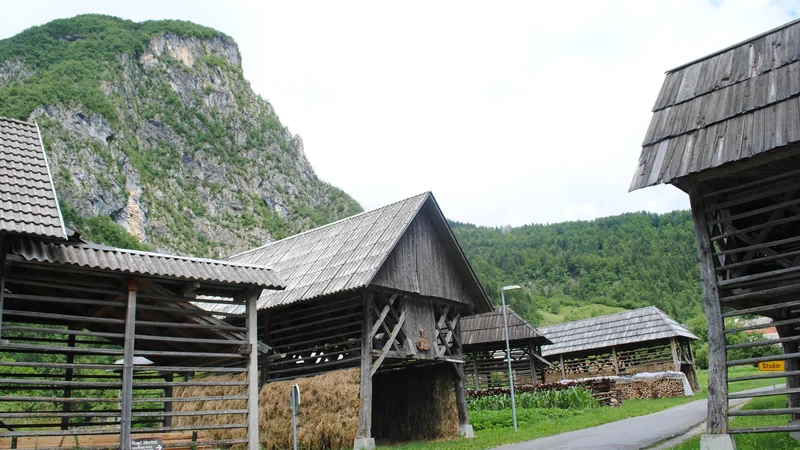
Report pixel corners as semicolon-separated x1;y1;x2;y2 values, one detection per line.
173;368;360;450
372;364;458;443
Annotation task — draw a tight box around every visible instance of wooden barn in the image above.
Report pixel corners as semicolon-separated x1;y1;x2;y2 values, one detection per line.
461;306;552;388
206;192;493;449
0;117;284;450
629;19;800;446
538;307;699;388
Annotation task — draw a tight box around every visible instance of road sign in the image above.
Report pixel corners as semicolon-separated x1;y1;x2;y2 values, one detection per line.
131;437;163;450
758;361;784;371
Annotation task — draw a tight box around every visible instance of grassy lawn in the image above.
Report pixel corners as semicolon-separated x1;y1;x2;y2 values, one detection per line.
378;366;780;450
377;397;695;450
671;395;796;449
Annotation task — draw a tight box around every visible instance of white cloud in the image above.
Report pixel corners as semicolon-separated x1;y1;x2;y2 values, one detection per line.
1;0;798;226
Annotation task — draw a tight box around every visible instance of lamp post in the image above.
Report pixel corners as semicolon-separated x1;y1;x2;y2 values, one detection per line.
501;284;522;432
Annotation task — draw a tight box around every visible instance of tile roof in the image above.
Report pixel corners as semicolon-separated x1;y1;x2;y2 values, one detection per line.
630;19;800;191
9;237;285;290
539;306;698;357
0;117;66;239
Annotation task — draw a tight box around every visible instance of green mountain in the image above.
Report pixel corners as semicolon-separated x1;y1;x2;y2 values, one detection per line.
0;14;362;256
450;211;703;324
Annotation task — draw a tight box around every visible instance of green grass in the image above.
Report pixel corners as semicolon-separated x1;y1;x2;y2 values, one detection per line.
377;398;695;450
671;395;797;449
380;366;781;449
538;304;629;326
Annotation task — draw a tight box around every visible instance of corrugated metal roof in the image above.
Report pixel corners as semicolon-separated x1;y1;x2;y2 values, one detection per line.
461;306;552;346
9;237;285;289
630;19;800;191
0;117;67;239
212;192;430;311
539;306;698;357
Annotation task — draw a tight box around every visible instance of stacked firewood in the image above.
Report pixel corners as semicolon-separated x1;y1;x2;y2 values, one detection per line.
617;378;684;399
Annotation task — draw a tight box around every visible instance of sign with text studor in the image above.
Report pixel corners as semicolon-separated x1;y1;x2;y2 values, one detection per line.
758;361;784;371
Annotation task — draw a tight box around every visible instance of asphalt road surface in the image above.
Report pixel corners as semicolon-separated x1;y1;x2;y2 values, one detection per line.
494;385;783;450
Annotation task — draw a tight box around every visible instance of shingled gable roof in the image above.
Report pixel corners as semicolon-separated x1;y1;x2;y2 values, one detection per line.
461;306;552;346
538;306;698;357
630;18;800;191
0;117;67;239
212;191;492;312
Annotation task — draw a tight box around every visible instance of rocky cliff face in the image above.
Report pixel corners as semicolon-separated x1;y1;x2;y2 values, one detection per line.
0;15;362;256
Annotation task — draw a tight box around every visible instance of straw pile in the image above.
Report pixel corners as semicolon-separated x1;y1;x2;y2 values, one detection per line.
372;364;458;443
173;368;361;449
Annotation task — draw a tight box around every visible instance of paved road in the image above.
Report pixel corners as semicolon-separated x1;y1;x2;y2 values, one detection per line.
494;385;783;450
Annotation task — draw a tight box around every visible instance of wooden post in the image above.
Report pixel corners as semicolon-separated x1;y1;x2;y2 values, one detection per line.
260;310;270;388
472;350;481;389
355;290;374;449
454;363;469;426
246;291;260;450
62;328;76;430
670;338;681;372
120;281;138;450
689;187;728;435
777;324;800;421
611;346;620;376
163;373;173;427
0;271;5;338
528;342;538;384
559;355;566;380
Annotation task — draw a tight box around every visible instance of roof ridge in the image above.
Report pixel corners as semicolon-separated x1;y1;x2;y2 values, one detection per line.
0;116;36;126
667;17;800;73
228;191;431;261
539;306;657;330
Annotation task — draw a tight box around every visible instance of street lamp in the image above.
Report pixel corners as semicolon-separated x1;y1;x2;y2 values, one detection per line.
501;285;522;432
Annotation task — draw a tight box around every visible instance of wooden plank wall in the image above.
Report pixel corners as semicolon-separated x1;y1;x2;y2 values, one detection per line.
371;211;473;307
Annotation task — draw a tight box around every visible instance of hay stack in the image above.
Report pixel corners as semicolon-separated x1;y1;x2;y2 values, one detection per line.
173;368;360;450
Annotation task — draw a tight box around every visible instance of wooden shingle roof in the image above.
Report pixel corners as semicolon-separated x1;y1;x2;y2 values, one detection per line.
208;192;491;312
0;117;66;239
539;306;698;357
630;19;800;191
461;306;552;346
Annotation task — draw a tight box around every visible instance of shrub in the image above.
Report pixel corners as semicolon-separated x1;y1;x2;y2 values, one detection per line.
468;386;598;411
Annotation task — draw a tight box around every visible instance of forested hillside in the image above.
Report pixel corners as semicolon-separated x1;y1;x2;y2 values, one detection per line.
451;211;703;324
0;15;362;256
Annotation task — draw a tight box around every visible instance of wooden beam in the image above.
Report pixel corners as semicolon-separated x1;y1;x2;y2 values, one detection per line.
61;327;76;430
370;310;406;377
453;363;469;428
246;291;260;450
356;290;373;440
689;186;728;435
611;346;620;376
670;338;681;372
528;341;538;383
120;281;137;450
559;355;566;380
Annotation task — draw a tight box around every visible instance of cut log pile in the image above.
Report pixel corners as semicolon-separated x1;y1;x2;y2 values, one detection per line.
617;378;685;399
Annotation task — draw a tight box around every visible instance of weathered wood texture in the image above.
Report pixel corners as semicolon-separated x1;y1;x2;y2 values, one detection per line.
630;19;800;191
464;344;544;389
372;210;475;308
357;291;374;440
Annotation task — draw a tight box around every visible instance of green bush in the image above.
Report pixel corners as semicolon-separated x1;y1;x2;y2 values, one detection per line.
468;386;599;411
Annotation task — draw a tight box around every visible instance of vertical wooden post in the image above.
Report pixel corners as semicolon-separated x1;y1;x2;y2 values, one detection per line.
62;328;76;430
670;338;681;372
611;346;620;376
689;187;728;435
120;281;138;450
259;310;270;388
355;290;374;449
163;373;173;427
528;342;538;384
472;350;481;389
559;355;566;380
0;270;6;338
777;324;800;421
454;363;469;426
246;291;260;450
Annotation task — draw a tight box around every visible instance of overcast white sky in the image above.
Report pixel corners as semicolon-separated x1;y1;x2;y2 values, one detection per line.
2;1;799;226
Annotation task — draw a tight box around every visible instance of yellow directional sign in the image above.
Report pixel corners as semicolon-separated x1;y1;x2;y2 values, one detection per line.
758;361;784;371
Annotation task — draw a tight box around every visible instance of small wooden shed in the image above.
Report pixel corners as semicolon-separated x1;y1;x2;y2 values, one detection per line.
0;117;284;450
206;192;493;448
461;306;552;388
629;18;800;443
538;307;699;389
